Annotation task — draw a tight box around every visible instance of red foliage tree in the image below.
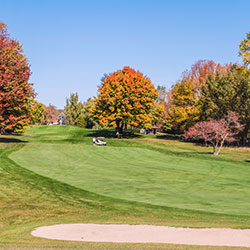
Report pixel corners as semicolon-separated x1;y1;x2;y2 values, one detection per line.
184;112;241;155
0;21;35;134
93;66;158;136
190;60;233;89
42;105;60;125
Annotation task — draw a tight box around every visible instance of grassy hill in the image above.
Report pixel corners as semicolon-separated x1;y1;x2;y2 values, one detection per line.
1;125;250;250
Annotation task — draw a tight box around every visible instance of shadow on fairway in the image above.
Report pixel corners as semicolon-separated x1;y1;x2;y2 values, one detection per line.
0;137;27;143
87;129;141;139
156;134;181;140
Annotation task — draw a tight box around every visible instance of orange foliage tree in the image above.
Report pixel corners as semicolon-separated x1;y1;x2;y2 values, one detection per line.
92;66;158;135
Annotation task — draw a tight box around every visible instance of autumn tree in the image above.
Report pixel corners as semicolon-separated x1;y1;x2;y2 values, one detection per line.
30;100;45;124
150;101;164;128
184;112;241;155
42;105;60;125
239;31;250;66
0;21;35;133
92;66;158;136
164;60;235;134
190;60;232;89
164;77;200;133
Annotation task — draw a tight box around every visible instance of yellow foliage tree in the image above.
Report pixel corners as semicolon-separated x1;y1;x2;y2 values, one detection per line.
239;31;250;66
165;78;200;133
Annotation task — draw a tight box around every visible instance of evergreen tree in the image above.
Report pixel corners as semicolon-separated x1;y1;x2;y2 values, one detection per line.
64;93;84;126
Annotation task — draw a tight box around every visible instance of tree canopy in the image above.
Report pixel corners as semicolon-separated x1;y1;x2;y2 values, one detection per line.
239;31;250;66
184;112;241;155
64;93;84;126
92;66;159;135
165;77;200;133
0;21;35;133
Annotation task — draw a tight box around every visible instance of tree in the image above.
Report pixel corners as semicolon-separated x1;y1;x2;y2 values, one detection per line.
199;66;250;145
150;101;164;128
163;60;232;134
64;93;84;126
76;113;86;128
239;31;250;66
30;100;45;124
233;67;250;145
164;77;200;133
0;21;35;134
42;105;60;125
190;60;232;89
92;66;158;136
199;69;237;120
184;112;241;155
83;98;96;128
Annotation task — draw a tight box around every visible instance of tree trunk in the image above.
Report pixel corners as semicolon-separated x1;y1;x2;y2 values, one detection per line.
242;125;249;146
115;120;123;137
213;146;218;155
213;139;225;156
213;141;219;155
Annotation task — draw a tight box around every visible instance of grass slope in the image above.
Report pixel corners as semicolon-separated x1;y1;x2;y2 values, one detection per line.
1;125;250;249
10;143;250;215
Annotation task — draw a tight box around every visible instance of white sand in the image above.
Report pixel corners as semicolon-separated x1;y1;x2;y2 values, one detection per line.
31;223;250;247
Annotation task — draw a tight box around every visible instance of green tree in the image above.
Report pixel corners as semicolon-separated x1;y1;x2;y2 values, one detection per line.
200;66;250;145
232;67;250;145
199;70;237;120
83;98;96;128
239;31;250;66
76;113;86;128
64;93;84;126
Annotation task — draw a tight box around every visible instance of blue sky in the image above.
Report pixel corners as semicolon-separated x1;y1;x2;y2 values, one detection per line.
1;0;250;108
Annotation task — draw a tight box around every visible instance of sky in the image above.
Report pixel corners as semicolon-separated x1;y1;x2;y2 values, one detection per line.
1;0;250;108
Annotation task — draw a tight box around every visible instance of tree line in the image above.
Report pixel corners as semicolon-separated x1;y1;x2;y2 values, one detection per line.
1;20;250;153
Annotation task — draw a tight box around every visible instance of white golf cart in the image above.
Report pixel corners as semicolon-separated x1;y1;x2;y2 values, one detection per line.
93;137;107;146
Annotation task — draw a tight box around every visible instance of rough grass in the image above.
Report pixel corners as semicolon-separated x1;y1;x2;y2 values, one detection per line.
1;125;250;249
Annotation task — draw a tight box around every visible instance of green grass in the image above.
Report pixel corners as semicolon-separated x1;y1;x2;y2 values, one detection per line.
1;125;250;249
10;143;250;215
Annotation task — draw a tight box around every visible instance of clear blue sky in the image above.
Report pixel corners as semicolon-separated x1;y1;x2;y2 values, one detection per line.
1;0;250;108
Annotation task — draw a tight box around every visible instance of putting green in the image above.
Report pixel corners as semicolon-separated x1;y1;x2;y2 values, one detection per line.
10;143;250;215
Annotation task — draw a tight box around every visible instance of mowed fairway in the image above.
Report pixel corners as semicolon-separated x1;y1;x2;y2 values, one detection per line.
10;142;250;215
1;125;250;250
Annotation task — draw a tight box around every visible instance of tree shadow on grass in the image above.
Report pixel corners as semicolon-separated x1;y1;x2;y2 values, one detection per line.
156;134;182;141
0;137;27;143
87;129;141;139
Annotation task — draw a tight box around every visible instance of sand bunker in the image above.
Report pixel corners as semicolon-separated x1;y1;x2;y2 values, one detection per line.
31;223;250;247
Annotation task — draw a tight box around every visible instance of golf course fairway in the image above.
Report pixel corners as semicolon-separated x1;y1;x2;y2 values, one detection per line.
10;139;250;216
2;125;250;249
